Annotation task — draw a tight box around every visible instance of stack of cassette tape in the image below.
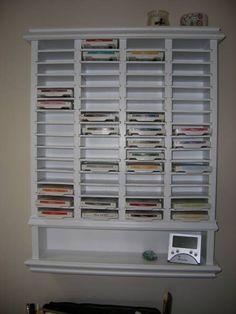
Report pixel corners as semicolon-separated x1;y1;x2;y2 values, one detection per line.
37;185;74;218
80;197;119;220
82;38;119;61
37;88;74;110
124;111;165;220
126;112;165;174
171;123;212;221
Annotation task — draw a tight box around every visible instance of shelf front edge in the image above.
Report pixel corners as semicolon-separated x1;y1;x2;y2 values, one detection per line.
25;259;221;278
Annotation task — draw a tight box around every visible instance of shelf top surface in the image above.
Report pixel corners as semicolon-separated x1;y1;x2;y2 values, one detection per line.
24;27;225;41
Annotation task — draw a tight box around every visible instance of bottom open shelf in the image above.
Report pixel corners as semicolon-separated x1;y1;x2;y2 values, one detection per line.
25;250;221;277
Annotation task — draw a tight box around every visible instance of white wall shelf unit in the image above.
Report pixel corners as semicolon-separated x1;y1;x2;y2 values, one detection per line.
24;27;224;277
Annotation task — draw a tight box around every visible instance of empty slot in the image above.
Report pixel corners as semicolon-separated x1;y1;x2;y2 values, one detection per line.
127;87;164;99
126;75;164;87
37;111;74;123
172;88;210;100
81;99;120;111
37;123;73;134
37;160;74;172
172;174;210;185
37;76;74;87
81;62;119;74
80;136;119;148
81;75;119;87
37;171;73;183
172;63;211;76
171;186;209;197
38;40;74;50
80;148;119;159
126;174;164;186
37;147;74;159
127;62;165;74
81;185;119;196
172;76;210;88
127;38;165;50
38;51;74;63
126;99;164;112
172;39;210;50
172;100;210;111
126;186;164;197
172;149;210;161
172;112;211;124
37;63;74;75
37;136;74;147
80;173;119;186
81;87;119;99
173;51;210;63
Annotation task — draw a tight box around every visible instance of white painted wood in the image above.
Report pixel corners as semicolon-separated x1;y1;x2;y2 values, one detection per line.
25;27;224;277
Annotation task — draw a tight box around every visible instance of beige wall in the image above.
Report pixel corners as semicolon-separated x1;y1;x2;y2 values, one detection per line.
0;0;235;313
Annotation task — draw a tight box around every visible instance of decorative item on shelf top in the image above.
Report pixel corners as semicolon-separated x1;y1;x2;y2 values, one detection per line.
143;250;158;261
180;12;208;26
147;10;170;26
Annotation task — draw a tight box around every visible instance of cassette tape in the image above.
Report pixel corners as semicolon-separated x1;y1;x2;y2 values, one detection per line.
126;198;163;209
37;88;73;98
127;51;165;61
37;185;73;196
36;197;73;208
38;208;73;218
127;151;164;161
125;210;163;221
127;162;163;172
81;162;119;172
37;100;73;110
127;112;165;122
81;39;118;49
172;163;211;174
127;138;164;148
82;51;119;61
171;211;209;221
82;210;118;220
80;197;117;209
173;126;211;136
81;112;118;122
173;139;210;149
82;127;119;135
172;199;210;210
127;126;165;136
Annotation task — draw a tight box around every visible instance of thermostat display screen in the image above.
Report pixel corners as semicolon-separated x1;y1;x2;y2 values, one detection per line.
173;236;198;249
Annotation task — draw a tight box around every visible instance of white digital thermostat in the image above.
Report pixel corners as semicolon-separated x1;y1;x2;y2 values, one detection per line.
168;233;202;264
